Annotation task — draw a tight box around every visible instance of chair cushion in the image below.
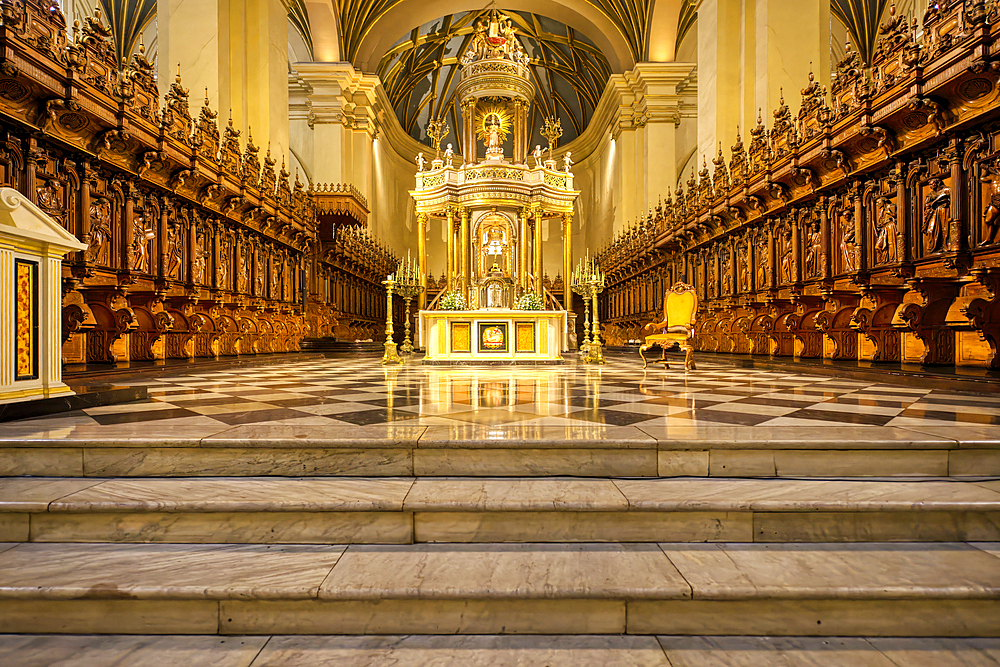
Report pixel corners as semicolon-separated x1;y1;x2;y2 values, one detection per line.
665;289;697;327
666;325;691;334
645;333;688;343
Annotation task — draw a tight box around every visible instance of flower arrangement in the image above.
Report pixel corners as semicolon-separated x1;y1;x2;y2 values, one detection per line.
516;291;544;310
439;290;467;310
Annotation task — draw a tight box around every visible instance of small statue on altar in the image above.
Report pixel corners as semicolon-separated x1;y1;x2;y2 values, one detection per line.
415;152;426;172
532;145;543;167
443;143;454;167
484;114;503;160
563;151;573;173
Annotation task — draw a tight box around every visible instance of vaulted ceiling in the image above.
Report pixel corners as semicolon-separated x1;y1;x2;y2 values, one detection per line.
377;10;613;153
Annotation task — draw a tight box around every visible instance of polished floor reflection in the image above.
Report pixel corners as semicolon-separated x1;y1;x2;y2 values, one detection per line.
12;355;1000;430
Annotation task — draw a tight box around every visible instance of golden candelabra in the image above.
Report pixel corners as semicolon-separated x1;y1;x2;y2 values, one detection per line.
540;116;563;161
394;253;424;354
571;252;593;357
381;274;403;365
427;118;450;158
572;253;605;364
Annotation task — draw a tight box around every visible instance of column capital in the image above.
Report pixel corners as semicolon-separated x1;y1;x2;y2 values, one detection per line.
294;62;382;130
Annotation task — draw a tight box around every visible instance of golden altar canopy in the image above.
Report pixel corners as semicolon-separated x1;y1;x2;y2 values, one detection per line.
409;9;579;314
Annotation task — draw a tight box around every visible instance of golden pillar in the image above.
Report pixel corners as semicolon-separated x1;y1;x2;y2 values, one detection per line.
534;208;543;297
417;212;428;309
463;99;477;163
518;207;529;294
562;212;573;310
460;207;469;292
445;209;455;293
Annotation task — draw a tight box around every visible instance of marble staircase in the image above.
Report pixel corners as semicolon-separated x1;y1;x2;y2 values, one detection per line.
2;423;999;478
2;477;1000;544
1;423;999;641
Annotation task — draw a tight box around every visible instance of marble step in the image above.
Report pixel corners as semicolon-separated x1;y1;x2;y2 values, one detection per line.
1;423;998;478
2;634;999;666
2;476;999;544
0;542;998;636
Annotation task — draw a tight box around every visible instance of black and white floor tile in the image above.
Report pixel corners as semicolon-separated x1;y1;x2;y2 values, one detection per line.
13;355;1000;430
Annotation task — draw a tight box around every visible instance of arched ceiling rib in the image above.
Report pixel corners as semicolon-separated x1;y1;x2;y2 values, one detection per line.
340;0;642;72
377;9;612;155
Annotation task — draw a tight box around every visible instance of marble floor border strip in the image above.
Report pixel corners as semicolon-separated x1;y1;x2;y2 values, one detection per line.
2;598;1000;636
1;633;1000;666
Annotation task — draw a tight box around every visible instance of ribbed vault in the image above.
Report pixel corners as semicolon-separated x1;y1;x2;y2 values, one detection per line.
378;9;612;155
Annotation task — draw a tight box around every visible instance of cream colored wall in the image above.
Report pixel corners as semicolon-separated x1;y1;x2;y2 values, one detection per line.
753;0;830;128
157;0;223;104
158;0;290;167
370;134;418;257
572;129;617;256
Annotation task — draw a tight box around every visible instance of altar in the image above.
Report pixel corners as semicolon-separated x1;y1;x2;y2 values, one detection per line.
420;310;566;363
398;9;580;366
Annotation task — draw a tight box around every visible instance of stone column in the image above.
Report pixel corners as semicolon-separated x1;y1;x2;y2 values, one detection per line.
562;212;573;310
157;0;221;104
159;0;288;156
296;63;378;193
697;0;743;159
620;63;696;223
751;0;830;134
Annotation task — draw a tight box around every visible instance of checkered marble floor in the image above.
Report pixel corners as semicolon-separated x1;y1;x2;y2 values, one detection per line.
21;355;1000;430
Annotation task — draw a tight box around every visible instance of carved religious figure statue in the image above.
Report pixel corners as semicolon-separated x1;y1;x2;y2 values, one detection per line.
874;196;900;265
443;144;454;167
415;152;426;172
721;254;733;295
484;115;503;159
780;232;795;284
738;245;750;291
756;238;770;289
86;198;112;265
532;145;543;167
804;223;821;277
470;19;487;60
922;178;950;254
461;10;526;65
165;224;182;277
981;169;1000;247
563;151;573;173
129;214;156;273
839;208;857;273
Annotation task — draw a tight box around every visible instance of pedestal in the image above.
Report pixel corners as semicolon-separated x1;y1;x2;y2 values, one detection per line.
420;309;567;363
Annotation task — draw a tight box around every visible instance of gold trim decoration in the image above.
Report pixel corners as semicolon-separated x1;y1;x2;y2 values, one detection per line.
451;321;471;352
15;259;38;380
475;102;514;146
515;321;535;352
